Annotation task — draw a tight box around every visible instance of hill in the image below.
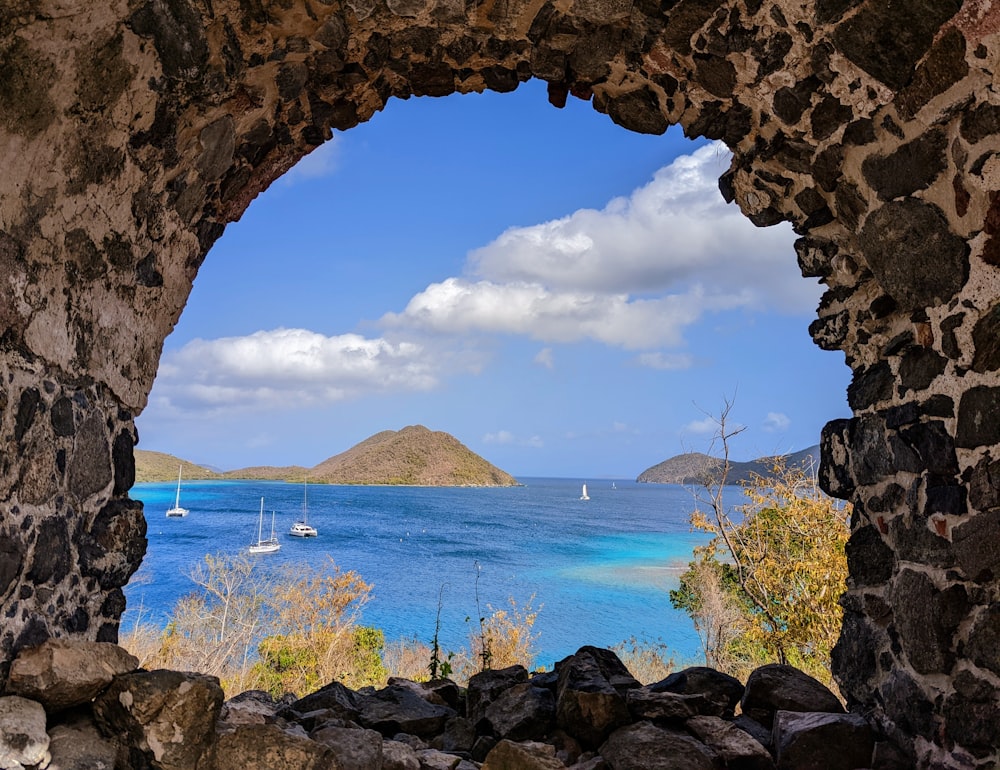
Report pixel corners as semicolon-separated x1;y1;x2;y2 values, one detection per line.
220;465;310;481
138;426;518;486
310;425;520;486
134;451;223;483
636;445;821;486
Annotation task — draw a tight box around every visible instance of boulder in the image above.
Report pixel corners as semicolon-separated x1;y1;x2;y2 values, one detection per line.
482;739;566;770
92;669;224;770
0;696;50;770
383;738;422;770
204;723;338;770
740;665;844;728
648;666;744;718
556;647;636;748
467;665;529;727
435;716;476;752
312;724;383;769
686;715;776;770
600;721;717;770
356;682;456;738
220;689;284;726
281;680;361;723
626;688;712;722
484;683;556;740
417;747;463;769
773;711;875;770
47;719;118;770
6;639;138;711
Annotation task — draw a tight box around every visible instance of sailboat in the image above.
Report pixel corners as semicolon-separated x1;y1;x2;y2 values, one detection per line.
580;483;590;501
249;497;280;554
165;466;189;517
289;478;318;537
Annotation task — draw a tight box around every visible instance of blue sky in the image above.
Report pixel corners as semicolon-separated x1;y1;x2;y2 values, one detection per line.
138;80;851;479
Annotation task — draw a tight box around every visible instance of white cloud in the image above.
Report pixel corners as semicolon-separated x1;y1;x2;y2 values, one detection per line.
483;430;543;448
152;328;438;413
468;142;814;312
282;137;340;183
683;416;720;435
381;278;745;350
379;142;818;354
635;352;695;370
762;411;791;432
534;347;555;370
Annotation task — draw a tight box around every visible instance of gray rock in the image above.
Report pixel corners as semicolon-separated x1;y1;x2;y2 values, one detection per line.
626;688;709;722
357;682;456;738
204;723;338;770
556;647;637;748
6;638;138;711
467;666;528;727
773;711;875;770
435;716;476;752
600;722;717;770
0;696;50;770
384;739;422;770
482;739;565;770
687;715;775;770
417;748;462;769
47;719;118;770
732;714;773;750
92;669;223;770
741;665;844;728
648;666;744;718
219;689;283;726
283;680;361;723
484;683;555;741
312;724;383;769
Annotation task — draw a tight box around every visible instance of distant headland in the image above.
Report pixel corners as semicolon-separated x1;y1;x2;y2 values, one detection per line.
636;445;821;486
135;425;520;487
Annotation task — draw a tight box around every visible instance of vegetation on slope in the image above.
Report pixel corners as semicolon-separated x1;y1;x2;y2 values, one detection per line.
136;426;518;487
134;451;222;483
636;445;821;485
310;425;519;486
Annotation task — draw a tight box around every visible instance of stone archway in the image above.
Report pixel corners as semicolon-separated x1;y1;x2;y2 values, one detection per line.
1;0;998;766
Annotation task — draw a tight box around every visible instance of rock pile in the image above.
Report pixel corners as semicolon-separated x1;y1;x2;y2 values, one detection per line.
1;640;905;770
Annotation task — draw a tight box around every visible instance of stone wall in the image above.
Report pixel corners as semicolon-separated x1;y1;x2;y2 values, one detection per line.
0;0;997;767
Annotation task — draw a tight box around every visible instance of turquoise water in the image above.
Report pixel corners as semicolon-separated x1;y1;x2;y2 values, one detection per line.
126;478;725;669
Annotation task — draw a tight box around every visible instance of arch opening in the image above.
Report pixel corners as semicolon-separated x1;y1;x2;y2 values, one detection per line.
1;1;998;765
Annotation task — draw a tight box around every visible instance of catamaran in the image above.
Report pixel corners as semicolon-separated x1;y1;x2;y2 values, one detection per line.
580;483;590;501
289;478;318;537
249;497;280;554
166;466;189;517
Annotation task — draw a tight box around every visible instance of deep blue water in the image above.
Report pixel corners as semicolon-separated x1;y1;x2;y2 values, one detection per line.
125;478;722;669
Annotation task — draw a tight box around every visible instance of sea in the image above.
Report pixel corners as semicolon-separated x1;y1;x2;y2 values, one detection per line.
124;478;735;670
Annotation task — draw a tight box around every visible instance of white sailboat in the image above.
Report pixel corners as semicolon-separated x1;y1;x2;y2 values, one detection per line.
289;478;318;537
165;466;189;517
249;497;280;554
580;483;590;501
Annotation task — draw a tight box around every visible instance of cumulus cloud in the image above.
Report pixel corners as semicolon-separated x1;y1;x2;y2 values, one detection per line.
683;416;720;435
381;278;747;349
380;142;817;354
534;347;555;370
762;411;791;432
152;328;438;412
483;430;515;444
635;352;695;370
483;430;543;448
468;142;813;311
